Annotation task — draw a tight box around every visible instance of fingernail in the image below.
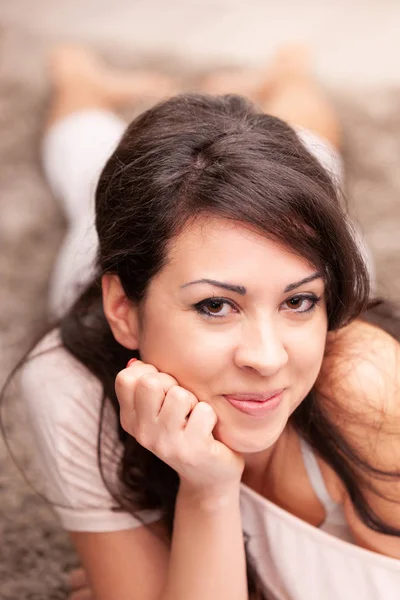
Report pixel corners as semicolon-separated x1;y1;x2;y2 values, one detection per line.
126;358;138;368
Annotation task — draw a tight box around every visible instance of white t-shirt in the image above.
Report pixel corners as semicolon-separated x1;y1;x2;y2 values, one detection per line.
21;328;160;532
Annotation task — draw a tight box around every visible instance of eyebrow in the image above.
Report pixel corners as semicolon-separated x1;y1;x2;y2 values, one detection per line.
284;272;323;293
180;272;323;295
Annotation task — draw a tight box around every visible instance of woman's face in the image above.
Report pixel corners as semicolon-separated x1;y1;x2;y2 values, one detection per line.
136;217;328;453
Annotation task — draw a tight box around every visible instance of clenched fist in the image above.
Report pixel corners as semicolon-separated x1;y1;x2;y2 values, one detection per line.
115;360;245;497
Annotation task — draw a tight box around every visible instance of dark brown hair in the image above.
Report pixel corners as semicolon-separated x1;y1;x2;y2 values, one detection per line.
12;93;400;599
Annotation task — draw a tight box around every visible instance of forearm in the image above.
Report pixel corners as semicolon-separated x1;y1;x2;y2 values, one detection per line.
161;484;249;600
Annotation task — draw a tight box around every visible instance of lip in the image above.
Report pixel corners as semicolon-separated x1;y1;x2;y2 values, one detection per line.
223;390;284;418
223;390;284;402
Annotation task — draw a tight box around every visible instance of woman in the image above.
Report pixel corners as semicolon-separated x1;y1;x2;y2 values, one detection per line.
14;46;400;600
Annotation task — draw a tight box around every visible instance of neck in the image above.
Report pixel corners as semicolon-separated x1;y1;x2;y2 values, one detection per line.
241;427;291;496
241;445;278;495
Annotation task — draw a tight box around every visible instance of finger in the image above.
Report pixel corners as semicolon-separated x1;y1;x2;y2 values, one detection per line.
121;371;181;437
134;373;168;422
136;371;179;399
116;362;177;421
115;360;158;411
157;386;198;433
185;402;218;438
68;567;88;590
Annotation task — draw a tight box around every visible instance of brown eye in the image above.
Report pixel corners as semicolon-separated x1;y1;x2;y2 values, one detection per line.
194;297;236;318
286;297;303;309
282;294;320;314
205;300;225;314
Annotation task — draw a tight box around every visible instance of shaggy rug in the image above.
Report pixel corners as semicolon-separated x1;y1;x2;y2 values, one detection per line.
0;27;400;600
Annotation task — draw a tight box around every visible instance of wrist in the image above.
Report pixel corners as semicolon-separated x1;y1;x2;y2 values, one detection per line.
177;480;241;513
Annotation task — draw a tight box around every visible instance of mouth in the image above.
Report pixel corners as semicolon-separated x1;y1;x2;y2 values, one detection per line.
223;390;285;402
222;390;285;417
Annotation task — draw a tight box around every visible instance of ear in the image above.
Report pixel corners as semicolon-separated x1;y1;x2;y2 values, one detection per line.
102;274;140;350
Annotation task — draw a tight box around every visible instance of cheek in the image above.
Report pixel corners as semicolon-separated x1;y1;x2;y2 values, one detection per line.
137;312;232;386
288;318;327;387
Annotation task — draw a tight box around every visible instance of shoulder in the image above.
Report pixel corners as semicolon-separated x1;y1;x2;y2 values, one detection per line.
316;319;400;557
317;318;400;419
20;327;119;469
316;318;400;473
21;327;104;430
20;328;110;467
22;327;102;396
20;330;113;509
19;328;162;532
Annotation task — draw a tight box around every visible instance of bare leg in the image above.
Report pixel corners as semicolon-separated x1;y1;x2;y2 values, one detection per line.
201;45;341;150
200;46;375;287
46;45;179;130
259;46;341;149
47;46;176;587
43;45;181;596
67;566;90;600
44;46;179;318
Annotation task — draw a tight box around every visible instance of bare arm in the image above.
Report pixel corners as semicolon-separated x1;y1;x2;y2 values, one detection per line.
162;483;248;600
76;358;250;600
317;319;400;558
69;357;251;599
69;484;248;600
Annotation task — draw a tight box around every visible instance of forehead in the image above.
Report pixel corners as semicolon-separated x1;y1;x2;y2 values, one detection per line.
163;216;317;287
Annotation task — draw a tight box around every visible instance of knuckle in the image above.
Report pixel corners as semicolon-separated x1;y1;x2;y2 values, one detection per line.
137;372;161;394
158;372;179;389
116;363;157;389
185;392;199;408
126;361;157;375
167;386;191;403
114;370;128;394
197;401;215;417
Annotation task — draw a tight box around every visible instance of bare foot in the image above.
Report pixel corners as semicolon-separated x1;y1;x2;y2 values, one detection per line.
67;566;92;600
199;43;312;104
256;43;312;102
200;68;268;101
49;45;180;106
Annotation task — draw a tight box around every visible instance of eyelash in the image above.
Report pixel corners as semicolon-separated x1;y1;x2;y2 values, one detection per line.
193;294;322;319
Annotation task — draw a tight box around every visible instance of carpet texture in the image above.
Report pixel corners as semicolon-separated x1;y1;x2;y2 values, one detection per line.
0;27;400;600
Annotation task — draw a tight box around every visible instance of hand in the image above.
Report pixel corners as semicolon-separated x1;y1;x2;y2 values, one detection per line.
115;360;245;496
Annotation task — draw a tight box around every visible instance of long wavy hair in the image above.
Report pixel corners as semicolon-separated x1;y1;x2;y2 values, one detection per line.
11;93;400;599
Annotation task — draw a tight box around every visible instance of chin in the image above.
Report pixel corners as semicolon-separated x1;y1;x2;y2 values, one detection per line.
213;421;282;454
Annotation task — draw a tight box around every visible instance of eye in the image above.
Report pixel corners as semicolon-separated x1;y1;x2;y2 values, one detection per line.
193;297;237;319
282;294;321;314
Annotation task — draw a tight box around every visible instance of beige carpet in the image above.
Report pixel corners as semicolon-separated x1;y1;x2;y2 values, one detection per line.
0;26;400;599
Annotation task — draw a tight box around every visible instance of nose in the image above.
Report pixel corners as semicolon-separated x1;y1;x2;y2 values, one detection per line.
234;318;289;376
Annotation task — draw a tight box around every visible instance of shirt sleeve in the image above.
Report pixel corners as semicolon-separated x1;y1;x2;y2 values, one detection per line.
20;329;162;532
